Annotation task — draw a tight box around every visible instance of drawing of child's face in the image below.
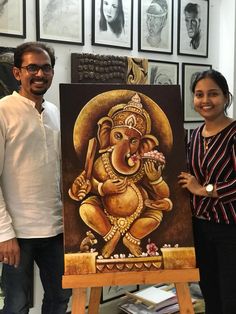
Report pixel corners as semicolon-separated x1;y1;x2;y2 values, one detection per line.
103;0;119;23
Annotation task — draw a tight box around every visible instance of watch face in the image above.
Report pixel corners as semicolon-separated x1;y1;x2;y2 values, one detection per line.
206;184;213;193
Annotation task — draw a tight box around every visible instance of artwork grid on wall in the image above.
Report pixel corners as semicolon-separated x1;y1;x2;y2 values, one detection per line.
35;0;84;45
138;0;173;54
148;60;179;85
0;0;26;38
182;62;212;122
177;0;209;57
91;0;133;49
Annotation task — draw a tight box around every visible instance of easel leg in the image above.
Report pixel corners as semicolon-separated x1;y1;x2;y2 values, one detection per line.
88;287;102;314
175;282;194;314
71;288;86;314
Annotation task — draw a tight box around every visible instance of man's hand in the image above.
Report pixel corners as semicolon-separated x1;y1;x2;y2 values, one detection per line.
0;238;20;268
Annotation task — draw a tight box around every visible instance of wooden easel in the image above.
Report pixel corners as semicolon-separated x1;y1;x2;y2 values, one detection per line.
63;268;199;314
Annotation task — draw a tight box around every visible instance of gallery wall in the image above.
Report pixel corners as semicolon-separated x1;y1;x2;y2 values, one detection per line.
0;0;235;313
1;0;235;124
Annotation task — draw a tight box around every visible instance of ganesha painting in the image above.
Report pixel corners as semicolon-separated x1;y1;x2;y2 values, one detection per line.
60;84;195;274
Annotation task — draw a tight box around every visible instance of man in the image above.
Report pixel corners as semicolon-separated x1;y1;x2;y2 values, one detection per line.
146;0;168;48
184;3;201;49
0;42;71;314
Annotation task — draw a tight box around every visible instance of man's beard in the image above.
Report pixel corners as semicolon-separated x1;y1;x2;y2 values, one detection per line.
31;88;48;96
30;78;49;96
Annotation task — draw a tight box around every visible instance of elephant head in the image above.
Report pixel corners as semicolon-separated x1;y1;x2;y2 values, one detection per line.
97;93;159;175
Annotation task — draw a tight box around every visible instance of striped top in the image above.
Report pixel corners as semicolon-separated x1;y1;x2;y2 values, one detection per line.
188;121;236;224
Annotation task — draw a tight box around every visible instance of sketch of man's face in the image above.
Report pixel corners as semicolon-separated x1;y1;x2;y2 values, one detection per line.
185;11;200;38
146;13;167;36
103;0;119;23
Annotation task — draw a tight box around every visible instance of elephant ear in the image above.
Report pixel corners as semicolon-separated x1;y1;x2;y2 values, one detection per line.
97;116;113;153
139;134;159;155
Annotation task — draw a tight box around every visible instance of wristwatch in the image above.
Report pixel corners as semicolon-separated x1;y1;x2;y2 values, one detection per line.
205;184;214;196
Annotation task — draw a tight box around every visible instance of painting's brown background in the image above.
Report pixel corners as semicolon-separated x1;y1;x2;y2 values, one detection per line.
60;84;193;255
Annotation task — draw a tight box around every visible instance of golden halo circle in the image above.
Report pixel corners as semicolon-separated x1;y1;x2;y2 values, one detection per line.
73;89;173;160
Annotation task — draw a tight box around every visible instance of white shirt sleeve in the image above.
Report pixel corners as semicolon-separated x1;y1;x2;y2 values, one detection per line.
0;115;16;241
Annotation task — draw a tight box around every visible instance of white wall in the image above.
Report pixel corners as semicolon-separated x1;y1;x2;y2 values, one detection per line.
0;0;235;312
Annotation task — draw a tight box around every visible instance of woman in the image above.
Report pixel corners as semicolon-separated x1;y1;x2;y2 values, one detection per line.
99;0;125;38
178;69;236;314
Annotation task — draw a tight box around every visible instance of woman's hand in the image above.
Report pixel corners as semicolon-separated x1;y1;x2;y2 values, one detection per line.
178;171;204;196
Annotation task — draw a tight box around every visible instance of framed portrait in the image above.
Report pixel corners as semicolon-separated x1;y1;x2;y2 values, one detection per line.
138;0;173;54
182;63;212;122
177;0;209;57
0;47;19;98
102;285;138;303
0;0;26;38
91;0;133;49
148;60;179;85
36;0;84;45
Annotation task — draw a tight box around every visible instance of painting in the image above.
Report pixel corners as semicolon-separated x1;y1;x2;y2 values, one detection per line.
182;63;212;122
148;60;179;85
138;0;173;54
92;0;133;49
0;0;26;38
178;0;209;57
36;0;84;45
60;84;195;276
0;47;19;98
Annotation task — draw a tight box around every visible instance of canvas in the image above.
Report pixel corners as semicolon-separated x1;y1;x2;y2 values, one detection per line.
60;84;194;275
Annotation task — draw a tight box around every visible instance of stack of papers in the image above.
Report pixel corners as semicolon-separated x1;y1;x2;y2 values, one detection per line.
119;285;179;314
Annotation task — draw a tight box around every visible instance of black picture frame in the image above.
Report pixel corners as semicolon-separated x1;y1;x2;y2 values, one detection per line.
91;0;133;50
0;0;26;38
36;0;84;45
138;0;173;54
177;0;209;57
148;60;179;85
182;63;212;122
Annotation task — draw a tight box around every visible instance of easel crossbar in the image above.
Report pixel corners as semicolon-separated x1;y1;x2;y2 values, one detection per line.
63;269;200;314
63;268;199;288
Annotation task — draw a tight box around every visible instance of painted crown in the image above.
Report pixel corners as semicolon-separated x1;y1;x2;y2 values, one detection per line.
108;93;151;136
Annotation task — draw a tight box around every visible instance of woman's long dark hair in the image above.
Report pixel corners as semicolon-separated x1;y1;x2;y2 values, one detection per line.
99;0;125;37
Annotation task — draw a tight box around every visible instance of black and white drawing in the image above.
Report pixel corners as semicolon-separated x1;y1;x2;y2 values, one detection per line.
0;0;26;38
148;60;178;85
92;0;133;49
138;0;173;54
36;0;84;45
178;0;209;57
182;63;212;122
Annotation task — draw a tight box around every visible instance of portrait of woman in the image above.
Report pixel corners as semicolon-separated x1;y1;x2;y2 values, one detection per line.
92;0;133;49
99;0;125;38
